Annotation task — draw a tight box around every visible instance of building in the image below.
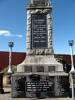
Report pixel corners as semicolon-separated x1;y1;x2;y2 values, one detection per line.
0;51;26;71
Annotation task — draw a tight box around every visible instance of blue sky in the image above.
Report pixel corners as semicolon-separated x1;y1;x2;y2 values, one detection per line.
0;0;75;54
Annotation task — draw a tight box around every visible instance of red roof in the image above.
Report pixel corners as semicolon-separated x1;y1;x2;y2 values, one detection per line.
0;51;26;71
55;54;75;65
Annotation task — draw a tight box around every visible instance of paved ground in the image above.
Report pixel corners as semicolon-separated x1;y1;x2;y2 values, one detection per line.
0;88;72;100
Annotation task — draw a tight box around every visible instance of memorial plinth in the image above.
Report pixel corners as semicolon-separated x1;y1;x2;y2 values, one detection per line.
11;0;69;98
11;73;69;98
17;55;63;72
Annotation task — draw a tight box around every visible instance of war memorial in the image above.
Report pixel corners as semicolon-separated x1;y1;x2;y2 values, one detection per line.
11;0;70;98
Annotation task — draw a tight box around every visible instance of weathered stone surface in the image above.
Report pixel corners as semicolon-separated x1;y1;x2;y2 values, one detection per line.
11;74;69;98
17;55;63;73
11;74;26;98
26;4;53;55
27;49;54;55
14;0;69;98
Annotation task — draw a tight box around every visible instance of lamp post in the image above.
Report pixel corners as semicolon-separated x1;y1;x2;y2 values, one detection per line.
7;41;14;74
68;40;75;100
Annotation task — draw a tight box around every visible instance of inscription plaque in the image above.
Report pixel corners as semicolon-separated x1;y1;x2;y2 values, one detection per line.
31;14;48;48
11;75;70;98
26;81;54;92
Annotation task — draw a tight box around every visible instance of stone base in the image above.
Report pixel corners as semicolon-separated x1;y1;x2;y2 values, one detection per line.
11;73;69;98
15;54;69;98
17;55;63;72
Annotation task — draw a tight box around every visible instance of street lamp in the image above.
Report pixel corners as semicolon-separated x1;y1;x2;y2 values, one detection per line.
7;41;14;74
68;40;75;100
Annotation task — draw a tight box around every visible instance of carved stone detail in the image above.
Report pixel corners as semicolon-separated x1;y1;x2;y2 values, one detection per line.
26;7;53;55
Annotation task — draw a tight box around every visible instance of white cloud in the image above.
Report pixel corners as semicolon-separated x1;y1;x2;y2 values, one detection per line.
0;30;23;38
15;34;23;38
0;30;11;36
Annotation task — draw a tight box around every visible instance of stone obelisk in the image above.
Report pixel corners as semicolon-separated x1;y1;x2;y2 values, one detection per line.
17;0;63;73
12;0;69;98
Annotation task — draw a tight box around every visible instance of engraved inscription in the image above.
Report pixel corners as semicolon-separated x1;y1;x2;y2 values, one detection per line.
31;14;47;48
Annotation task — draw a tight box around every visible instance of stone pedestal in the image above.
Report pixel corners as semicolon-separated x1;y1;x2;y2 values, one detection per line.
17;55;63;73
11;0;70;98
11;73;69;98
